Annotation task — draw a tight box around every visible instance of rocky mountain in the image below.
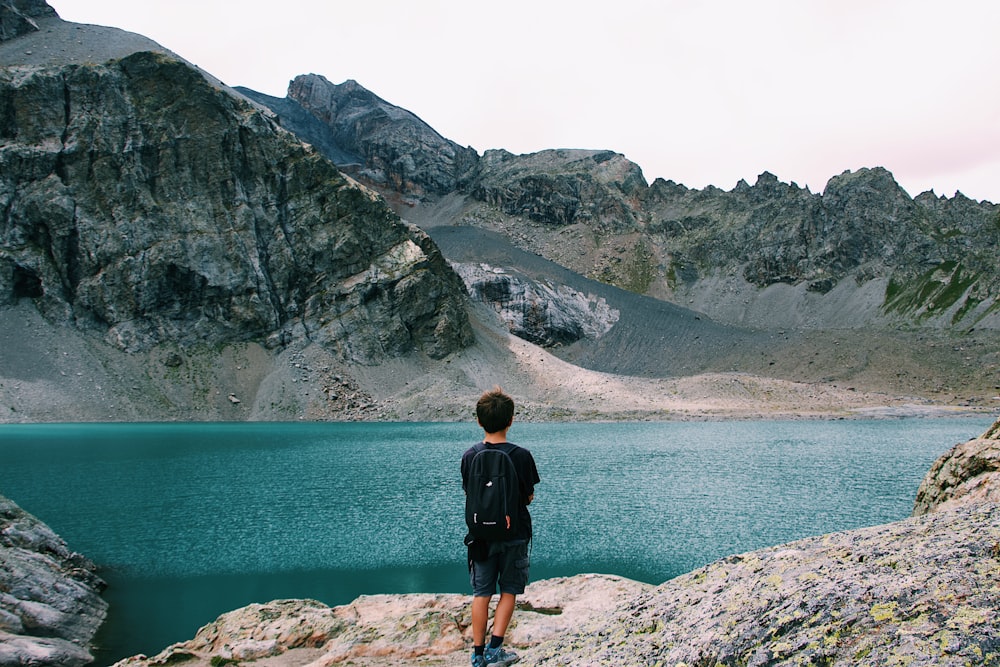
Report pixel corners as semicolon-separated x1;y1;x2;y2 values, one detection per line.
644;168;999;329
233;74;1000;409
0;7;471;363
239;74;479;201
1;2;997;423
0;0;54;41
0;493;108;666
246;78;1000;334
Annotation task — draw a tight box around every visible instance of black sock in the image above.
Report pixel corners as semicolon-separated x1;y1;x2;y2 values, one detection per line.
474;645;485;656
489;635;503;650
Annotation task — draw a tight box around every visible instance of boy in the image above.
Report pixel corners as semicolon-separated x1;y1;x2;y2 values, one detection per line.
461;387;540;667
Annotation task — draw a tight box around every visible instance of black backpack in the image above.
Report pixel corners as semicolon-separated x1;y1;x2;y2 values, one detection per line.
465;443;520;541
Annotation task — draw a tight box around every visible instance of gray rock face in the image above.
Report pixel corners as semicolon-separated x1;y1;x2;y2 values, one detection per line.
0;494;107;667
644;168;999;326
471;148;647;230
0;42;472;362
234;86;362;168
285;75;479;198
0;0;56;42
452;261;618;347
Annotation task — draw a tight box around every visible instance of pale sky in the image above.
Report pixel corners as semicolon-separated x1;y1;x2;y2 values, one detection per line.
50;1;1000;203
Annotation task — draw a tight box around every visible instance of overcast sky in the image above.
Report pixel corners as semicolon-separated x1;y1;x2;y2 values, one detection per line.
51;0;999;203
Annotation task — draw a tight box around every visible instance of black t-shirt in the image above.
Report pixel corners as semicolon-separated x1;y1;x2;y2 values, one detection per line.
461;441;540;542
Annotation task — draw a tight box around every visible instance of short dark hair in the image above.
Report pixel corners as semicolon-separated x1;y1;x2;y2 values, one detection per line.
476;386;514;434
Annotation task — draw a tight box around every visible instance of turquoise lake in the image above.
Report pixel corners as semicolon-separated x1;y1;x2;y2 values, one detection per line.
0;417;993;663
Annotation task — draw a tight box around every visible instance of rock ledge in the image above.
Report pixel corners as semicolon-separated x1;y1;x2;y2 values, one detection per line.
0;495;108;667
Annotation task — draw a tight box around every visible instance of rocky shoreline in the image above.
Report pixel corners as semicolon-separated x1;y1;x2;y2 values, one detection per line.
0;496;108;666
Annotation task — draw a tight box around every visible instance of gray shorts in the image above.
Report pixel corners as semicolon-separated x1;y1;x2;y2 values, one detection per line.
470;540;530;597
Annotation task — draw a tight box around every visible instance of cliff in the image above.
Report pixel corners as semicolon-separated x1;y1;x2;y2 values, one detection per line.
0;494;107;667
0;0;55;42
241;73;480;200
0;4;485;421
0;45;471;361
111;418;1000;666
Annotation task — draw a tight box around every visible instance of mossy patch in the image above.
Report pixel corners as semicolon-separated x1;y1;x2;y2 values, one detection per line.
883;261;981;322
870;601;899;623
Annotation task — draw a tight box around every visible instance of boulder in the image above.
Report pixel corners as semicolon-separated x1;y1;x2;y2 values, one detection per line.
532;502;1000;666
111;574;649;667
452;261;619;347
0;494;107;667
913;417;1000;515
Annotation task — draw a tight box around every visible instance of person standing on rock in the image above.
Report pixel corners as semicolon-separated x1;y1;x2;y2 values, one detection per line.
461;387;539;667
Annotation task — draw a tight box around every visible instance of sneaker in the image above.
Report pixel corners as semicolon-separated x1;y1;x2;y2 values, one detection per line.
484;645;520;665
471;652;487;667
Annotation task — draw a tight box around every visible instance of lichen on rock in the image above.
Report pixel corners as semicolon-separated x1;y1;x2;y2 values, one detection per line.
110;575;650;667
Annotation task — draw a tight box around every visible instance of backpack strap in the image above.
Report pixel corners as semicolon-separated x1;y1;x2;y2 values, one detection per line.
478;441;518;455
475;442;522;497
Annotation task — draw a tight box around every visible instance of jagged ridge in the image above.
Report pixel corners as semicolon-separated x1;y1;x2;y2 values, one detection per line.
246;77;1000;331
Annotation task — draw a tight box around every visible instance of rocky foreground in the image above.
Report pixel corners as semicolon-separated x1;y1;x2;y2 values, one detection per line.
0;496;107;666
104;418;1000;667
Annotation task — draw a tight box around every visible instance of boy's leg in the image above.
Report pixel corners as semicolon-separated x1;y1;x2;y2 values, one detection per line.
491;592;517;638
484;542;528;664
471;595;492;646
470;553;501;658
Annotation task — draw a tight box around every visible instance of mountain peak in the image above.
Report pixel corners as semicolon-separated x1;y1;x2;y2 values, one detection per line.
281;75;479;198
824;166;903;192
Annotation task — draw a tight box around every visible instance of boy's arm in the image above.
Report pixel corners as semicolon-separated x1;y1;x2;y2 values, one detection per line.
521;449;539;504
460;452;469;492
